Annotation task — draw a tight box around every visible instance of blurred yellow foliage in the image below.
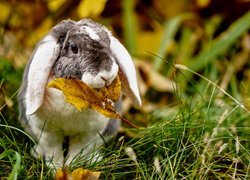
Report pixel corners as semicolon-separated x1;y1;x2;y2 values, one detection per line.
77;0;107;18
196;0;211;8
153;0;192;18
47;0;67;11
0;2;11;23
136;23;163;56
26;18;53;47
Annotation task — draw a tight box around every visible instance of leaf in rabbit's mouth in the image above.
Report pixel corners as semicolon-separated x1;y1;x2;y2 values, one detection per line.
47;76;138;128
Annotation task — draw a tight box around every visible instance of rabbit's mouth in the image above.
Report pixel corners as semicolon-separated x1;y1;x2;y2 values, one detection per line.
81;61;119;89
100;73;117;86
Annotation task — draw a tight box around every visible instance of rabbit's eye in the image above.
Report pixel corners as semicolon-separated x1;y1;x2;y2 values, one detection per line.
70;44;78;54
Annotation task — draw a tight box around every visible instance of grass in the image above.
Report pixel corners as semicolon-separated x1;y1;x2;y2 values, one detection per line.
0;66;249;179
83;74;250;179
0;6;250;180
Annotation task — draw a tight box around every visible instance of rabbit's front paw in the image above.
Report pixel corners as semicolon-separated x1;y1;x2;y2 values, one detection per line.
31;144;64;168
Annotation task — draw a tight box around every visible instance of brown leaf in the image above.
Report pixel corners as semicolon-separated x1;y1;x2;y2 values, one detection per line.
135;60;176;93
47;76;138;128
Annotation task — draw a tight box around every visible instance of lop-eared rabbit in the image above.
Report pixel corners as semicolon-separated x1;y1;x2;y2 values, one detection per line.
18;19;141;168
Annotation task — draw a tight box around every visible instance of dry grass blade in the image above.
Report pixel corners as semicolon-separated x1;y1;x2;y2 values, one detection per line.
174;64;249;112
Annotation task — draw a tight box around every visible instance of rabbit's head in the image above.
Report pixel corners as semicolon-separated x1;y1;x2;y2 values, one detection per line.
52;19;118;88
23;19;141;115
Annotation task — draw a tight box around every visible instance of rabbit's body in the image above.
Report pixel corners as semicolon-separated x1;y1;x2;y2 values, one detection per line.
30;88;109;135
18;19;141;168
22;87;110;167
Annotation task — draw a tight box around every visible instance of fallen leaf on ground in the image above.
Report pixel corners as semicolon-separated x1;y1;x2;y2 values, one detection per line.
55;167;100;180
135;59;176;93
47;76;138;128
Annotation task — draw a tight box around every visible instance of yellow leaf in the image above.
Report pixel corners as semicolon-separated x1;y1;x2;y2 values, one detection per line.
55;168;100;180
55;168;70;180
47;76;120;114
77;0;107;18
72;168;101;180
47;76;138;128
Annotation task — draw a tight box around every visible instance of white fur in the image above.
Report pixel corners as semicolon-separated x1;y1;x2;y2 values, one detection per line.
25;88;109;167
81;26;100;40
26;35;59;115
101;27;141;106
81;61;119;88
81;73;106;89
109;36;141;106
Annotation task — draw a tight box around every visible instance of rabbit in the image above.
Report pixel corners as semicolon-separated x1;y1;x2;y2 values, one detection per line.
18;19;141;168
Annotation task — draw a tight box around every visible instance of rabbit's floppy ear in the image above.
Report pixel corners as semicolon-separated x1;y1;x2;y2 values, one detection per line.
110;36;141;106
26;35;60;115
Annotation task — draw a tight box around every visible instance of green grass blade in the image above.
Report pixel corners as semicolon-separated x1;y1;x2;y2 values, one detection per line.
154;13;194;70
122;0;137;54
0;150;21;180
0;150;10;159
8;152;21;180
189;11;250;72
0;124;37;144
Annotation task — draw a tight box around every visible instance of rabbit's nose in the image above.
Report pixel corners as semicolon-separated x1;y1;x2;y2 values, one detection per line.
99;62;119;85
100;76;108;81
